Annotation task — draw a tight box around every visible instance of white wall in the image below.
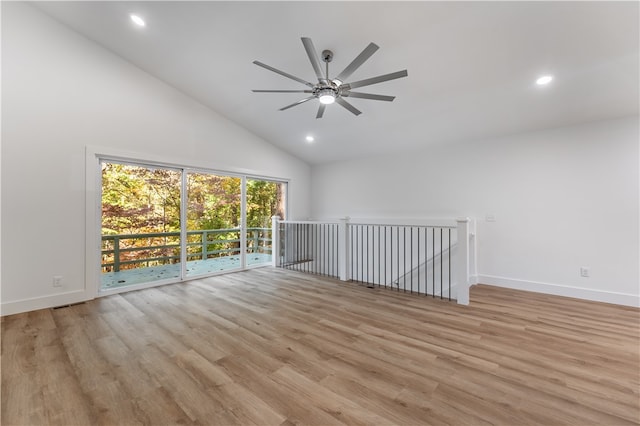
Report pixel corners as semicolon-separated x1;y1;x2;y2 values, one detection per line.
311;117;639;306
1;3;311;315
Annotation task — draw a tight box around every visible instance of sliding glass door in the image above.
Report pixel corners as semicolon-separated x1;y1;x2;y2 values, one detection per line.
245;178;286;266
186;172;241;277
100;162;182;289
99;159;286;291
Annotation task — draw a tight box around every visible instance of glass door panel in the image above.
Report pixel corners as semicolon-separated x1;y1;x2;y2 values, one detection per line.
186;172;242;277
100;162;182;290
245;179;287;266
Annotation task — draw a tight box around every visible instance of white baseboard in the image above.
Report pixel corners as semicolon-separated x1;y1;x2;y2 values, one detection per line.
478;275;640;308
1;290;93;317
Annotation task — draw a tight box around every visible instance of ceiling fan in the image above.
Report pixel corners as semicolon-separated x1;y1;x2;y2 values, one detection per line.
252;37;408;118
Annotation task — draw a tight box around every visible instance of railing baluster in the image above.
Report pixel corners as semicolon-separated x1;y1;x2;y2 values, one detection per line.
328;224;331;277
404;227;408;292
384;226;388;288
366;226;369;285
432;227;435;298
417;227;421;294
410;227;413;294
396;226;400;291
389;226;393;288
329;224;332;277
351;224;355;282
321;224;324;276
448;228;452;301
330;224;333;277
326;224;329;277
307;223;311;274
335;225;338;278
377;226;381;287
440;227;443;299
332;225;340;277
360;225;364;284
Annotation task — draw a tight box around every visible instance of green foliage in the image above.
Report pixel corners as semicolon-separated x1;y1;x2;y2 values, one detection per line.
101;162;285;270
187;173;241;230
247;179;279;228
101;163;181;235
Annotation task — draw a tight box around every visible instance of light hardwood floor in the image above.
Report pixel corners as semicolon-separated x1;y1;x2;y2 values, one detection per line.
2;267;639;425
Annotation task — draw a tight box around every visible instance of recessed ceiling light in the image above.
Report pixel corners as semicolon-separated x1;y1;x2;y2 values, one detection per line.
305;135;314;143
130;14;146;27
536;75;553;85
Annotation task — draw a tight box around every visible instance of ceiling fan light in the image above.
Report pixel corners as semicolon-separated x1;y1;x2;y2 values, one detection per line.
318;88;336;105
319;94;335;105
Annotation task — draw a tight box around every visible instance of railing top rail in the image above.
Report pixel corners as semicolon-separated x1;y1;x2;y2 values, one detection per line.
349;222;457;229
101;227;272;240
349;217;460;227
278;220;342;225
102;231;180;239
276;218;459;228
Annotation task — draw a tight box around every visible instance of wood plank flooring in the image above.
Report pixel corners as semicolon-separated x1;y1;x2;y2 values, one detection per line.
2;267;639;425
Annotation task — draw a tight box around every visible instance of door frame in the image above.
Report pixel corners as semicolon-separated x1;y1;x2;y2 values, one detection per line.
85;146;289;298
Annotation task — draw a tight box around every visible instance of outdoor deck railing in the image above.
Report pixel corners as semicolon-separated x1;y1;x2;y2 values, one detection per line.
101;227;271;272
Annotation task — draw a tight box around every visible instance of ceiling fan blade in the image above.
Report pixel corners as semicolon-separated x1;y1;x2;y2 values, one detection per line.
345;70;408;90
335;97;362;116
301;37;325;82
342;91;395;102
334;42;379;83
253;60;315;88
252;90;313;93
316;104;326;119
279;96;316;111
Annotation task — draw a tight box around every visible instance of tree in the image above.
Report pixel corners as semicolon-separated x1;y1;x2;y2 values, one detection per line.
101;162;284;268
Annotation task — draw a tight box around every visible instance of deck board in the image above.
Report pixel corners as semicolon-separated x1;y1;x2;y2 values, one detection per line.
101;253;272;289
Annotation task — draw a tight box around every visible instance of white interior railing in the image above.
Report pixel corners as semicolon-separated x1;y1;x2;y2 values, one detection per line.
272;217;472;305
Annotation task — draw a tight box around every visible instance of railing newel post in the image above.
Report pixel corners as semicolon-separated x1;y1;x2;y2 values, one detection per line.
114;235;120;272
253;229;259;254
455;217;471;305
272;216;281;267
338;216;350;281
201;230;208;260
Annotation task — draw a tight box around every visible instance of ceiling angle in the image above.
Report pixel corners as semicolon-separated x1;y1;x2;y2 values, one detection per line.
252;37;408;119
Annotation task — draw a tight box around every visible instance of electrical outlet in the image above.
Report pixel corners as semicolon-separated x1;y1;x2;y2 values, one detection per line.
580;267;590;278
53;275;63;287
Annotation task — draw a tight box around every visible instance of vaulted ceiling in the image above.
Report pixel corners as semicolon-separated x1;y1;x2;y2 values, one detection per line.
34;1;639;165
